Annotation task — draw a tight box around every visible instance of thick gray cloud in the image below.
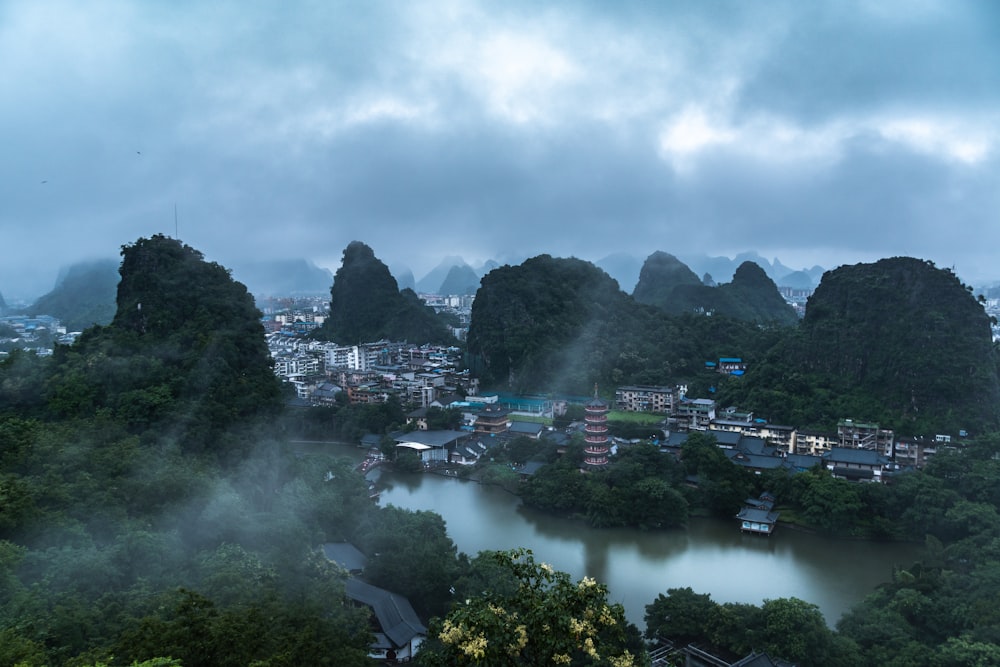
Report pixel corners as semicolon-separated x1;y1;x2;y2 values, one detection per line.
2;0;998;300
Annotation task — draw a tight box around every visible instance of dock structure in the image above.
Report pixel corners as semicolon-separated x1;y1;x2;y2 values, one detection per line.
736;492;779;535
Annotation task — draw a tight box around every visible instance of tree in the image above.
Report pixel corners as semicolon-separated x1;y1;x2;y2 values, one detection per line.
756;597;849;665
644;587;716;644
417;549;645;666
355;506;463;619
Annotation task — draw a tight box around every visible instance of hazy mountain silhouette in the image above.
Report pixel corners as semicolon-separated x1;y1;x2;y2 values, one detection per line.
229;259;333;296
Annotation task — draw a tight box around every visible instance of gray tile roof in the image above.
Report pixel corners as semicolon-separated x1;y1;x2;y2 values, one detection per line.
344;578;427;648
735;507;780;524
823;447;889;466
321;542;367;573
392;429;468;448
509;421;544;435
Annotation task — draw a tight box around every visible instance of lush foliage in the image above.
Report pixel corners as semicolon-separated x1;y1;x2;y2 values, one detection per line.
355;506;463;619
679;432;756;517
0;413;378;666
520;442;689;529
282;397;406;444
469;254;999;435
645;438;1000;664
0;237;381;665
315;241;456;344
417;549;645;667
645;589;859;665
6;239;1000;665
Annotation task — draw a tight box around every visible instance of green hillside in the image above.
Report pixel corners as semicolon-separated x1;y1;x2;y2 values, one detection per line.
718;257;1000;433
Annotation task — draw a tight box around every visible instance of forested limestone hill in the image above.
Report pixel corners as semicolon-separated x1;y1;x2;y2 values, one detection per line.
47;235;282;456
315;241;456;345
718;257;1000;434
633;252;798;325
466;254;779;393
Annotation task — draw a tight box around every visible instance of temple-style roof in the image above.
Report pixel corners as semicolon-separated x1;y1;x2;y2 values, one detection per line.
344;578;427;648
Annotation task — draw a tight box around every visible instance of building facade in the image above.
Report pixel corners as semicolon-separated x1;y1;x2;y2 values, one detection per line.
615;385;676;413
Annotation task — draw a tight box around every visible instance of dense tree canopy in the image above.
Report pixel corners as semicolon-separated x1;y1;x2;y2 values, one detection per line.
417;549;644;667
520;442;689;529
4;238;1000;665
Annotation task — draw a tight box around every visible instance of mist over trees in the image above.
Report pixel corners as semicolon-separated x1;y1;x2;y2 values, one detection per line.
0;236;447;665
4;236;1000;665
466;254;783;393
468;253;1000;435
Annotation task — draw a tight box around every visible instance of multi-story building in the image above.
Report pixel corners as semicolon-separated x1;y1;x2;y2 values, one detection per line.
272;352;322;377
672;398;716;431
837;419;894;452
892;437;939;468
615;385;676;413
796;428;838;456
757;424;797;453
474;404;510;436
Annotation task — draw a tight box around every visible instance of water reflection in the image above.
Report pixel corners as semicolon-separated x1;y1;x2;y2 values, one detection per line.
376;471;922;628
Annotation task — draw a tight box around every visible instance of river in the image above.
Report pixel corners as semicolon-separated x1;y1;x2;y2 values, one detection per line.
374;469;922;629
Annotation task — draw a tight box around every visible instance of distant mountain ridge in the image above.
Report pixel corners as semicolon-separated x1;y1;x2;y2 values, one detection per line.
596;251;825;293
416;256;469;294
229;259;333;296
633;252;798;325
413;256;500;294
28;258;119;331
438;264;480;295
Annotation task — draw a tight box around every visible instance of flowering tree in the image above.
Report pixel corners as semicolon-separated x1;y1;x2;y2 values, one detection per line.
417;549;645;667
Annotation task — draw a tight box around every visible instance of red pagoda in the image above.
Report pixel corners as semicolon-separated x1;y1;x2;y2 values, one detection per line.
583;385;610;468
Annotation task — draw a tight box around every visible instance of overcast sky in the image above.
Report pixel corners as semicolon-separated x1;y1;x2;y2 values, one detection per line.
2;0;999;299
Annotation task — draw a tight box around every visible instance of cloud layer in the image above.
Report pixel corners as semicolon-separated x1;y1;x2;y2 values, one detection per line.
2;0;998;298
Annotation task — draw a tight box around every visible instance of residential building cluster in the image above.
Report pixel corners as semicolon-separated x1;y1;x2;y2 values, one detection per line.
267;332;476;407
615;381;949;480
0;314;77;357
662;398;953;480
418;293;474;341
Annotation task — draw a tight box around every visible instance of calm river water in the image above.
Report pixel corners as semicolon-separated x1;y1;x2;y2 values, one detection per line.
374;470;922;629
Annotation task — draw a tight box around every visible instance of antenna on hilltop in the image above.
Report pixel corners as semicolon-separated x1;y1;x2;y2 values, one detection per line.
174;203;179;240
